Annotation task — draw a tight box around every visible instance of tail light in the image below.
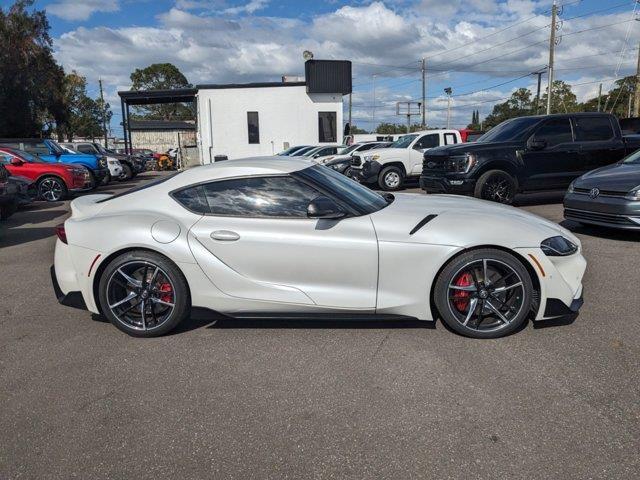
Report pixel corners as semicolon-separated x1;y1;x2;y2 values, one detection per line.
55;224;67;244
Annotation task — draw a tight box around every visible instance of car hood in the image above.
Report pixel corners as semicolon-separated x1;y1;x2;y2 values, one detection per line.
574;162;640;192
366;147;408;158
369;193;578;248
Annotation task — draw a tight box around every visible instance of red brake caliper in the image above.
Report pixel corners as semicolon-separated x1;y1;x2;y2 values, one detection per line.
453;272;473;312
159;282;173;303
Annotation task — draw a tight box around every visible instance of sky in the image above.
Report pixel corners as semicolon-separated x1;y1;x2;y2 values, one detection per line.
4;0;640;136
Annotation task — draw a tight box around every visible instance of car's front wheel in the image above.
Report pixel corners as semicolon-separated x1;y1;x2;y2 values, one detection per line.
378;165;404;191
98;250;191;337
433;248;534;339
37;176;68;202
120;163;133;181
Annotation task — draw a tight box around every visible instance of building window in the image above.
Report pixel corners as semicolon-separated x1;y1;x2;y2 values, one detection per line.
247;111;260;144
318;112;337;143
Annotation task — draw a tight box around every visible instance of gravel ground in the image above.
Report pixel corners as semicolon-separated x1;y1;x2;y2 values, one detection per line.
1;172;639;479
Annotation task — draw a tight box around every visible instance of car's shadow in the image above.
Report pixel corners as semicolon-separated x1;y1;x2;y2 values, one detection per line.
562;219;640;241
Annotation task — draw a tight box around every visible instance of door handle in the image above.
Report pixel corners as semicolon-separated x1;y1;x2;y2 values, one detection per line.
210;230;240;241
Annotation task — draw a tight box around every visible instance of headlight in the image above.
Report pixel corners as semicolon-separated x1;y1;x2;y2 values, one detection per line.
363;154;380;162
625;185;640;201
321;156;334;164
567;180;576;194
540;236;578;256
99;156;107;168
446;153;477;173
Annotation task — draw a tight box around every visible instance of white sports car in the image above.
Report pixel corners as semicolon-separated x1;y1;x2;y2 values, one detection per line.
52;157;586;339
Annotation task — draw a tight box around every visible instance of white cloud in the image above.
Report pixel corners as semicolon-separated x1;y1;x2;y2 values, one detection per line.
52;1;640;130
47;0;119;21
225;0;270;15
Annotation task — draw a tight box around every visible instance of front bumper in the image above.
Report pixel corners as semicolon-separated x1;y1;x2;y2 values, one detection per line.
564;192;640;230
419;175;476;195
351;160;382;184
91;167;109;181
51;265;87;310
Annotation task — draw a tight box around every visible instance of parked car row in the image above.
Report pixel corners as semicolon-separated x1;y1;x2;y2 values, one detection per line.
0;138;152;221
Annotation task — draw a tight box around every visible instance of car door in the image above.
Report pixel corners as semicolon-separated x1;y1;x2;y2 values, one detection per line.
573;116;625;172
409;134;440;175
520;117;579;190
182;175;379;309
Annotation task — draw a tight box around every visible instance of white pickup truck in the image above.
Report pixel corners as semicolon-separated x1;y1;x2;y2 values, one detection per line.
350;129;462;190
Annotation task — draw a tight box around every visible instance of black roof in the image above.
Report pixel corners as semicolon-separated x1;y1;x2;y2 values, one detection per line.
196;81;306;90
118;88;197;105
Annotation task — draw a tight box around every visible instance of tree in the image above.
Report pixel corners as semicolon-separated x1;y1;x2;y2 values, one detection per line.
0;0;66;137
541;80;578;114
57;72;104;140
130;63;193;120
349;125;368;134
483;88;535;129
581;75;635;118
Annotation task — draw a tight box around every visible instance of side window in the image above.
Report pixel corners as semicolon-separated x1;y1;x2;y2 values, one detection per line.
444;133;458;145
0;154;12;164
318;112;337;143
413;134;439;150
77;145;96;154
574;116;614;141
247;112;260;144
24;142;50;155
532;119;573;147
175;176;322;217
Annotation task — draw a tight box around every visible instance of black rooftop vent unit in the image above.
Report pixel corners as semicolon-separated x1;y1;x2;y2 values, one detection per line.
305;60;352;95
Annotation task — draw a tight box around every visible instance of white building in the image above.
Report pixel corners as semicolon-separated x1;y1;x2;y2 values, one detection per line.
197;82;343;162
118;60;352;165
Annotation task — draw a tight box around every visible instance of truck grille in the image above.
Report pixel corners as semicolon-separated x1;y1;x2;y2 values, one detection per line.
564;208;636;226
351;155;362;167
422;154;451;173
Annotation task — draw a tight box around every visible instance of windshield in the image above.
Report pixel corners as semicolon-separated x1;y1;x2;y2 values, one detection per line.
295;165;390;215
390;134;418;149
622;148;640;165
302;147;323;157
46;140;65;155
477;117;540;143
338;144;360;155
93;143;108;155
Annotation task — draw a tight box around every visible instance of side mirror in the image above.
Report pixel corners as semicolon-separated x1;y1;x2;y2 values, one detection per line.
528;139;547;151
10;157;24;166
307;196;346;220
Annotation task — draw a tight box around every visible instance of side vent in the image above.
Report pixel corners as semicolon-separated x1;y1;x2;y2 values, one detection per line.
409;214;437;235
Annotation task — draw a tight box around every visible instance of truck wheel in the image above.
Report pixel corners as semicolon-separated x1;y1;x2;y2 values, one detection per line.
120;163;133;181
474;170;517;204
101;173;111;185
87;171;100;190
378;166;404;191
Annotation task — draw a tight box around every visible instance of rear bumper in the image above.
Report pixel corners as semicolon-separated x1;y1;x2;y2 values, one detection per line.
419;175;476;195
51;265;87;310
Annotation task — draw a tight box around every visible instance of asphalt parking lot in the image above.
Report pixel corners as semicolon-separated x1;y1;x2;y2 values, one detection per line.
1;171;639;479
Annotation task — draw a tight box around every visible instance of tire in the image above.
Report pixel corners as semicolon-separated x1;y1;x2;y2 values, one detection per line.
433;248;534;339
101;173;111;185
37;176;68;202
474;170;517;204
120;163;133;181
87;171;100;190
378;165;404;191
344;167;353;178
98;250;191;337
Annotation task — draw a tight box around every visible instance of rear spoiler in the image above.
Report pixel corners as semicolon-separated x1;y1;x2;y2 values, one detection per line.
69;194;111;219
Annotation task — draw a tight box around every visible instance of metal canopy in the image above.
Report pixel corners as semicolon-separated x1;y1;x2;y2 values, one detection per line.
118;89;197;154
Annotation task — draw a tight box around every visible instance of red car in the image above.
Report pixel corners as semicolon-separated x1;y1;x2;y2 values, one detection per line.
0;147;92;202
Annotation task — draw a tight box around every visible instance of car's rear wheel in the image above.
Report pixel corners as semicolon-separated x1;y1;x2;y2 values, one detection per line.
98;250;191;337
474;170;517;204
434;248;534;339
378;165;404;191
37;176;67;202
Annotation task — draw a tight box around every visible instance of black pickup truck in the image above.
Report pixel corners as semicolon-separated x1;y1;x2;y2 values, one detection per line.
420;113;640;203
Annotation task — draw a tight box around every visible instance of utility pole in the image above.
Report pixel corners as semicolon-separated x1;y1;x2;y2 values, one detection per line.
533;69;544;114
546;0;558;115
99;78;108;147
372;74;377;130
634;41;640;117
444;87;453;129
597;83;603;112
421;58;426;128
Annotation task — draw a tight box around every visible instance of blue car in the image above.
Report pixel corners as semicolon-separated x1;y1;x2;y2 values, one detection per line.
0;138;108;187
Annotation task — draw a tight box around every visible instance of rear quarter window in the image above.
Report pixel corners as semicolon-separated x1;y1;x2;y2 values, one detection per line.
574;117;614;141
